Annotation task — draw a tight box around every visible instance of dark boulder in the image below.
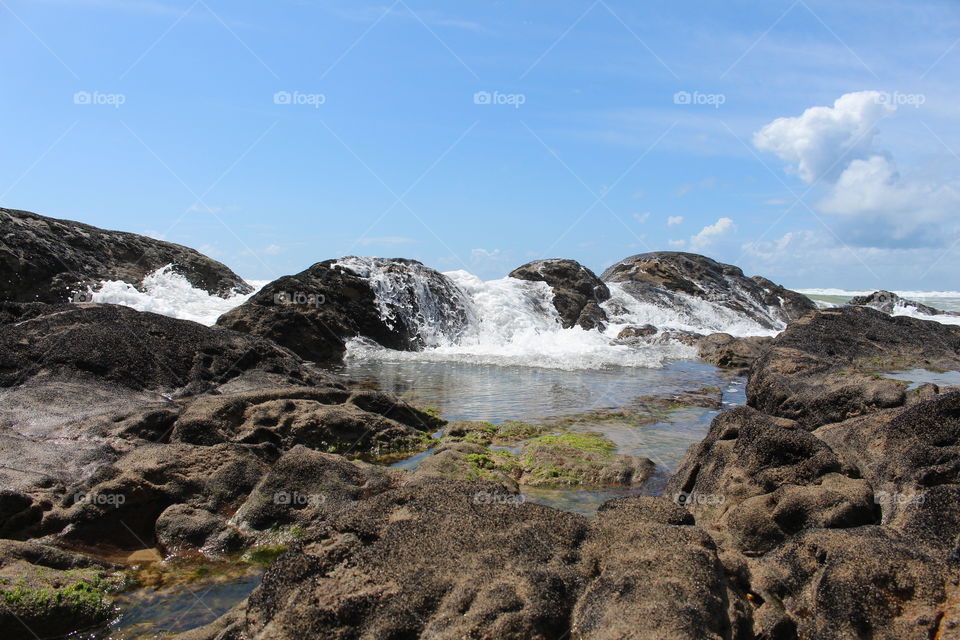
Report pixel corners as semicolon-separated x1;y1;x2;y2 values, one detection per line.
748;306;960;429
217;257;472;363
615;324;658;340
0;303;335;395
601;252;816;330
697;332;773;374
508;259;610;330
849;289;955;316
0;207;251;302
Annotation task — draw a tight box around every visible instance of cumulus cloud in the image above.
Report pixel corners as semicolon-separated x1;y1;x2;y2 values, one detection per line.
754;91;960;249
633;212;651;223
667;216;684;226
740;228;960;288
689;217;735;251
754;91;895;184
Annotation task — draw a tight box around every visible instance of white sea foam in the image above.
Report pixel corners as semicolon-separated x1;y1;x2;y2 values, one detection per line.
797;288;960;320
85;265;266;326
76;260;960;368
798;288;960;300
602;283;783;338
343;270;697;370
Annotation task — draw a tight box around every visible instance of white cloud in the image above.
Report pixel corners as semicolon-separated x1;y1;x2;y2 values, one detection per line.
667;215;684;226
633;212;651;223
689;217;735;251
755;91;960;249
753;91;895;184
668;239;686;248
740;229;960;288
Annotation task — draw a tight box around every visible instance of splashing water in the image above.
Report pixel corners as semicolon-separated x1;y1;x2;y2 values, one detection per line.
85;265;266;326
332;257;473;347
602;283;784;338
342;269;698;370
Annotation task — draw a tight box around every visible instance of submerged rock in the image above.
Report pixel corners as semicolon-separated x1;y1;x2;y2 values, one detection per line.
418;425;655;490
601;251;816;330
217;257;471;363
0;207;251;303
508;259;610;330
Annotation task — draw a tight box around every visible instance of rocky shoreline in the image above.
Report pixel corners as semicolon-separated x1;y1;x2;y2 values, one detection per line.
1;210;958;639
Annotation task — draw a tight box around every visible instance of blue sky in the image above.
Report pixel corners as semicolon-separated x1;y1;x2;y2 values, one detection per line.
2;0;959;289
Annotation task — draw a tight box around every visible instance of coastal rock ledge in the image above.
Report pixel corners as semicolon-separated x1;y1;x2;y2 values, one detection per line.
176;307;960;639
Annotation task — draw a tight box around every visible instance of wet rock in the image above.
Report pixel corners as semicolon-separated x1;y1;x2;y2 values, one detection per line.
747;306;960;429
0;303;336;395
418;430;654;489
520;433;654;487
411;440;521;492
170;387;439;456
0;207;251;303
242;480;587;640
509;259;610;330
217;257;471;363
601;252;816;330
615;324;658;340
156;505;243;555
697;332;773;374
814;391;960;550
0;540;120;640
849;289;956;316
